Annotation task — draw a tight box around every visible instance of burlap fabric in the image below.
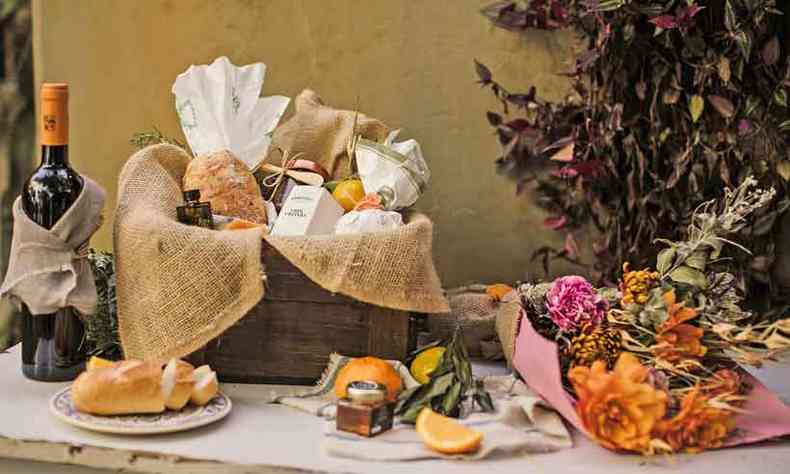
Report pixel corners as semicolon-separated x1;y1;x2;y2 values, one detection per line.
0;177;106;316
495;287;531;367
426;285;502;359
496;283;559;367
265;89;390;179
115;144;448;361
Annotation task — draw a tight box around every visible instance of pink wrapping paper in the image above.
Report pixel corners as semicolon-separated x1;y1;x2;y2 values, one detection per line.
511;309;790;448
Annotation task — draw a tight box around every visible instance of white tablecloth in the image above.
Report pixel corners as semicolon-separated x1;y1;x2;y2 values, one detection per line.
1;345;789;473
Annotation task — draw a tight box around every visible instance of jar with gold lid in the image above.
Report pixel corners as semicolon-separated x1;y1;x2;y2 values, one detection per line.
336;380;395;437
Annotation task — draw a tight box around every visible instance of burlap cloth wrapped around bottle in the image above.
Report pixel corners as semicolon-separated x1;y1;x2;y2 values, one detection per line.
114;144;449;360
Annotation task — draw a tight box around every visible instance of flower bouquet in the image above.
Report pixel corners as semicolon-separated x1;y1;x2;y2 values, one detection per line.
509;178;790;454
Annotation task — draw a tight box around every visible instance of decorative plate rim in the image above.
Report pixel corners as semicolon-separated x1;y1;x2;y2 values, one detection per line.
49;386;232;435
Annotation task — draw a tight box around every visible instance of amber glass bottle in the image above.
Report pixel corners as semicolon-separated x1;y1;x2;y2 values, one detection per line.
20;83;87;381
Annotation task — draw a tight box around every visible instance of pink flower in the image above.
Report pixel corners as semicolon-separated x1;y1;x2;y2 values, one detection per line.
546;276;608;331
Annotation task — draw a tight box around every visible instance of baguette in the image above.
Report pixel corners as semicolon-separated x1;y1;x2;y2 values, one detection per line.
72;361;165;415
162;359;195;410
191;365;219;406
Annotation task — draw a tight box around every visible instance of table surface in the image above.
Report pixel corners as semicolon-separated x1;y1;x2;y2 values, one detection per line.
2;345;790;474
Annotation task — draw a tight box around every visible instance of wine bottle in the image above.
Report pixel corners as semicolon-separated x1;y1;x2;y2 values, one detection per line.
20;83;87;381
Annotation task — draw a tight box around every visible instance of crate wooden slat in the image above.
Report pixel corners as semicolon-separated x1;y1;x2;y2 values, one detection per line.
189;245;415;385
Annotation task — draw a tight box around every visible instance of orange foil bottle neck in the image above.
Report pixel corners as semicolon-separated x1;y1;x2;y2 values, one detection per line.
40;83;69;146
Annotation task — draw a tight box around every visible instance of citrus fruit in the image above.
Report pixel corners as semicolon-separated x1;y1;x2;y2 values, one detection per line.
410;346;446;384
334;356;403;400
486;283;514;302
416;408;483;454
332;179;366;212
86;356;115;371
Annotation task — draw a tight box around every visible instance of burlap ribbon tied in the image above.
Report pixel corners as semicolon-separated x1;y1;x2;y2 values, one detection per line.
115;144;449;361
0;177;106;316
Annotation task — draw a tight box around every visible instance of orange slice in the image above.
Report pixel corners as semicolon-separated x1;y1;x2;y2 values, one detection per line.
415;408;483;455
86;356;115;371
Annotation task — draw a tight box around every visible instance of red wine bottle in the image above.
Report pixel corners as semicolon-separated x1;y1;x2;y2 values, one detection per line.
20;83;87;381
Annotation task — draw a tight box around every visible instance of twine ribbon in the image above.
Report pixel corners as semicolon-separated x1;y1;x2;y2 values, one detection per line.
261;149;305;203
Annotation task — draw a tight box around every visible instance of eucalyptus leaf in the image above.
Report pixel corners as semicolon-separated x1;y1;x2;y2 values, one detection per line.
656;247;676;274
777;161;790;181
686;250;709;271
774;89;788;108
690;95;704;122
724;0;737;32
670;265;709;289
708;95;735;119
762;36;780;66
718;57;731;83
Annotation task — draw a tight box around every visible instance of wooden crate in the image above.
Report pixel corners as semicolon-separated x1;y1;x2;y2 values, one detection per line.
188;245;416;385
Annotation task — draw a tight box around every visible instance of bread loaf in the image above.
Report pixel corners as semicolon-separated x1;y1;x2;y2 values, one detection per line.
72;359;219;415
191;365;219;406
183;150;268;224
162;359;195;410
72;361;165;415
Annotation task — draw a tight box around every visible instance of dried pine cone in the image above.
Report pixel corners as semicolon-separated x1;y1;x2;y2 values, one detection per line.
569;325;622;368
620;263;659;306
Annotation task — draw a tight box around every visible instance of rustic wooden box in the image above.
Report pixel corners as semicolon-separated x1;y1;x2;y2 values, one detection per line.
188;245;417;385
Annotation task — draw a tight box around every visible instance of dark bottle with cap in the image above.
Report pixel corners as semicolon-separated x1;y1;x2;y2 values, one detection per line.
336;381;395;437
20;83;86;381
177;189;214;229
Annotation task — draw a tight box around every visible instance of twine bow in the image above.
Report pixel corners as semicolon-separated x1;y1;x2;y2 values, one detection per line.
261;148;305;203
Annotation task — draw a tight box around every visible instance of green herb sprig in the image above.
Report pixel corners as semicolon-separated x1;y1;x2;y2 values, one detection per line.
130;127;189;153
396;326;494;423
84;250;122;360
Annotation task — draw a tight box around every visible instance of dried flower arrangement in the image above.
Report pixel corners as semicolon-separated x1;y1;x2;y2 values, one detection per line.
518;178;790;454
477;0;790;315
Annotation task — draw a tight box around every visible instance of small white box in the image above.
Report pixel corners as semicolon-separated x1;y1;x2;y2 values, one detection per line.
271;185;345;236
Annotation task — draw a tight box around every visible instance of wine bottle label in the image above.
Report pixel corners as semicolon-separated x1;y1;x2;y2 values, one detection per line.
41;83;69;146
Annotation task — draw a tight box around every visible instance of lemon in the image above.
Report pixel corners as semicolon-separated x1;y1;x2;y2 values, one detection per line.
86;356;115;371
416;408;483;454
410;346;446;384
332;179;366;212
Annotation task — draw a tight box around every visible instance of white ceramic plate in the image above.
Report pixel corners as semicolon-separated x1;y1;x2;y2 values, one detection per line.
49;387;232;435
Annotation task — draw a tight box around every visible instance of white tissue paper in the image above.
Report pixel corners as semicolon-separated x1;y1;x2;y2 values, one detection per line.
355;130;430;210
335;209;404;235
172;56;290;170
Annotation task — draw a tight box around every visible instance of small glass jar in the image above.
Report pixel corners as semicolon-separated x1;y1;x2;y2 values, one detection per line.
177;189;214;229
336;380;395;437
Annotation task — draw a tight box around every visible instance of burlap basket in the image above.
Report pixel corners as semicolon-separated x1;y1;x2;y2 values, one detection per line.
114;144;449;361
426;285;503;359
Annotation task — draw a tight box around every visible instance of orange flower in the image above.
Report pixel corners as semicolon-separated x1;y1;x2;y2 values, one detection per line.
652;291;707;362
654;387;736;453
620;263;659;306
661;290;698;328
569;353;667;454
701;369;744;399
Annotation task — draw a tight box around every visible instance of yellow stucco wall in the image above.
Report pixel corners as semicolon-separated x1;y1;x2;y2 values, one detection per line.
33;0;574;287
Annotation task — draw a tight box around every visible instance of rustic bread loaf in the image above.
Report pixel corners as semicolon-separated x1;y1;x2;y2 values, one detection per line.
162;359;195;410
183;150;268;224
72;359;218;415
72;361;166;415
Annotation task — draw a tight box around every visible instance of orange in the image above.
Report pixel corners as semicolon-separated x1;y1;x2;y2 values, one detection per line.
410;347;446;384
416;408;483;455
86;356;115;371
332;179;366;212
334;356;403;400
486;283;514;301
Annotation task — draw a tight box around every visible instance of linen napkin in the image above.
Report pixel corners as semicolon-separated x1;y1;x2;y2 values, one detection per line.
0;177;105;315
322;374;573;461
